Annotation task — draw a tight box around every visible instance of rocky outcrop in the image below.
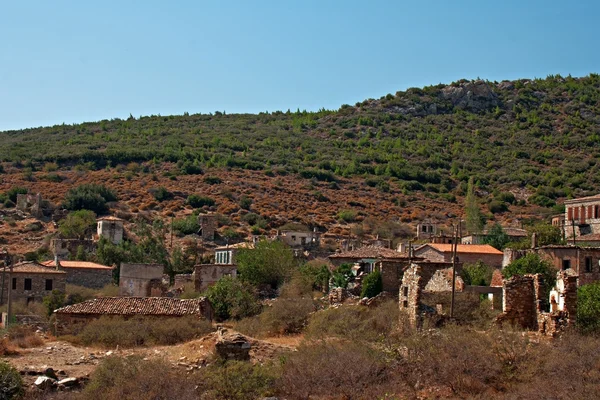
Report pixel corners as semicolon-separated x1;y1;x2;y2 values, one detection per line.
215;328;251;361
441;80;500;112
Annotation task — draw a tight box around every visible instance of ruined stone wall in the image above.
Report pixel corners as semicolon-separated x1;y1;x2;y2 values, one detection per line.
502;248;528;268
51;239;96;261
173;274;194;290
119;263;164;297
65;269;113;289
198;214;217;241
194;264;237;292
16;193;42;218
497;274;538;330
424;268;465;292
0;272;66;303
413;247;445;263
377;260;406;294
399;265;424;330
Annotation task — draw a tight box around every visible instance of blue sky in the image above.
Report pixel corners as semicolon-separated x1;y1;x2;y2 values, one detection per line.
0;0;598;131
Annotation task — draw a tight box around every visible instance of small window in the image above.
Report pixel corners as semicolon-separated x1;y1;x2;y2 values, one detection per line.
45;279;53;291
402;300;408;308
403;286;409;297
24;278;32;291
562;259;571;270
12;278;16;290
585;257;593;273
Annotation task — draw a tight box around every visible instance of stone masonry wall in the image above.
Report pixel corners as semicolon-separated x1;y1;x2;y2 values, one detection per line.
66;269;113;289
497;274;538;330
399;265;423;330
0;272;66;303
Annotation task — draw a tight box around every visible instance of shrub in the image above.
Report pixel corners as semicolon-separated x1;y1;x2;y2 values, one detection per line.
6;325;44;348
488;200;508;214
151;186;173;202
199;361;277;400
0;361;24;400
6;187;28;203
239;195;252;210
461;261;493;286
63;184;117;214
203;176;222;185
186;194;215;208
70;315;213;347
172;215;200;236
360;270;383;298
43;290;66;316
236;240;296;288
205;277;261;321
58;209;97;239
577;282;600;334
82;356;196;400
337;209;357;223
180;161;203;175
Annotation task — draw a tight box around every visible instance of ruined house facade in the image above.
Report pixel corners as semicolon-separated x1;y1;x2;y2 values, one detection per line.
16;193;43;218
97;216;124;244
277;229;320;247
0;262;66;304
399;264;424;330
51;238;96;261
564;194;600;238
119;263;166;297
198;214;218;241
194;264;237;292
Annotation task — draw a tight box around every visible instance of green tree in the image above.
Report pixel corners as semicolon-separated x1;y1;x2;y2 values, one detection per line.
483;223;509;250
465;177;484;234
58;210;97;239
360;270;383;298
461;261;493;286
43;290;66;316
503;253;555;309
577;282;600;334
0;361;24;400
236;240;296;288
205;277;261;321
527;222;563;246
63;184;117;214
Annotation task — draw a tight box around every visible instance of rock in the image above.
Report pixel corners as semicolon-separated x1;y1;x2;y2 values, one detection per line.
105;350;113;356
215;329;251;361
58;377;79;387
44;367;58;380
35;376;56;390
441;80;500;112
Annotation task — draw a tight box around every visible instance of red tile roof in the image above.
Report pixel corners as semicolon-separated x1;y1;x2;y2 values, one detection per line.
424;244;503;255
490;269;504;287
329;245;406;259
54;297;210;316
41;260;114;270
9;262;66;275
576;233;600;242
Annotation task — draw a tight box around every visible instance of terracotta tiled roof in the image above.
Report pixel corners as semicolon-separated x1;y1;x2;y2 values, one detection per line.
564;194;600;204
425;244;503;255
329;245;406;259
41;260;114;270
9;262;66;274
54;297;209;316
216;242;255;251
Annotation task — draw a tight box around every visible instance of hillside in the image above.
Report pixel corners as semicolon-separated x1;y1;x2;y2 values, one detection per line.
1;74;600;247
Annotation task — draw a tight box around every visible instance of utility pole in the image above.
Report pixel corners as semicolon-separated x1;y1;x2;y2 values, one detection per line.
6;251;13;328
450;222;459;319
572;219;576;246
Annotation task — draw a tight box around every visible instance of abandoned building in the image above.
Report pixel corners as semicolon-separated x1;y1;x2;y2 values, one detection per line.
496;271;578;336
214;242;254;265
40;259;114;289
416;222;437;240
0;262;66;304
97;216;124;244
194;264;237;292
51;238;96;261
198;214;218;241
461;227;527;245
564;194;600;238
277;229;320;247
53;297;214;335
16;193;43;218
424;268;465;292
413;243;503;268
329;245;407;270
119;263;166;297
503;245;600;286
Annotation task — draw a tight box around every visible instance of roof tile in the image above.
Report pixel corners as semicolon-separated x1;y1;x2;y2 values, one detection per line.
54;297;210;316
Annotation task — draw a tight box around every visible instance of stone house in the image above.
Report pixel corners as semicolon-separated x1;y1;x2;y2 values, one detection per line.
97;216;124;244
194;264;238;292
277;229;320;247
40;260;114;289
329;245;409;272
416;222;437;240
413;244;503;268
0;262;66;304
214;242;254;265
53;297;213;335
198;214;218;241
564;194;600;238
51;238;96;261
461;227;527;245
119;263;166;297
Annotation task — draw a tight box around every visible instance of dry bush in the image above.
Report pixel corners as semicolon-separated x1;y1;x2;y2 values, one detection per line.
198;360;278;400
68;315;213;347
0;337;18;356
235;297;315;338
421;291;500;327
78;356;197;400
7;325;44;348
276;340;391;399
0;300;48;321
305;300;399;342
96;283;119;297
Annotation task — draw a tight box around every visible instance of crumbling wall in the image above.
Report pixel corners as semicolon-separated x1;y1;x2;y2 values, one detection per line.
424;268;465;292
496;274;538;330
16;193;42;218
119;263;164;297
399;264;423;330
194;264;237;292
198;214;217;241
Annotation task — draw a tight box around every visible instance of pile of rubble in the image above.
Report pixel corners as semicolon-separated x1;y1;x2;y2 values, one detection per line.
21;366;88;392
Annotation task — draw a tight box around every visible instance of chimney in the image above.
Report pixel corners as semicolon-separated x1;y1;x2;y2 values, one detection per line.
531;232;538;249
54;255;61;270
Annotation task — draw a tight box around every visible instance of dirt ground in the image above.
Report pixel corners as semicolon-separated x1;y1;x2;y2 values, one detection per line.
3;330;298;388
